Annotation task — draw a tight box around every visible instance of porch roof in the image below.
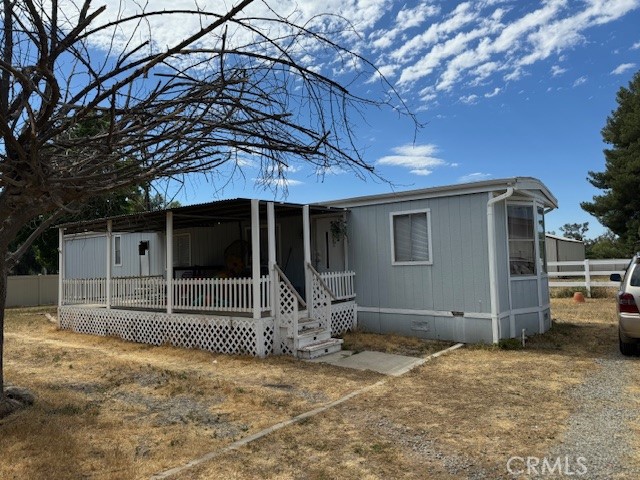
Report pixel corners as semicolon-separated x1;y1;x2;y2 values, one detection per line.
58;198;345;234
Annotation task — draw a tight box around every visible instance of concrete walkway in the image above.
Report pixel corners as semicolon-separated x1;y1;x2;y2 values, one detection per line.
308;350;428;376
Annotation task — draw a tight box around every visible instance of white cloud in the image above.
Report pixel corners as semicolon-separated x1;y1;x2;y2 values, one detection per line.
390;2;479;65
378;0;639;106
484;87;501;98
236;157;257;168
611;62;637;75
255;177;303;188
315;165;346;176
410;169;434;176
573;76;587;87
458;172;492;183
377;143;448;175
370;3;440;51
65;0;640;111
460;94;479;104
365;63;399;83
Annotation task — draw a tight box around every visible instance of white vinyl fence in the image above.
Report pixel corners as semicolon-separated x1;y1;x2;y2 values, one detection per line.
548;259;630;297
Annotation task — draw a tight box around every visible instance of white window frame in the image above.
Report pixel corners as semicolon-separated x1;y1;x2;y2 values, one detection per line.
506;202;537;277
390;209;433;266
113;235;122;267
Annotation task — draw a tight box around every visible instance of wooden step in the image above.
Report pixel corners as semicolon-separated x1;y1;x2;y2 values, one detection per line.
298;317;321;331
297;338;343;359
297;328;331;348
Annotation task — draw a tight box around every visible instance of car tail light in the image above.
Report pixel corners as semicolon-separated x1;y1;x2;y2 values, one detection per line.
618;292;639;313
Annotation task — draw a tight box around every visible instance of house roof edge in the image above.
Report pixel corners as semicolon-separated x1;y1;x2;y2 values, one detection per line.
317;177;558;209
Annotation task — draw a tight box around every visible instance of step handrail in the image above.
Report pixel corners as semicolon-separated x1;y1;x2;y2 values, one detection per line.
306;262;338;301
274;264;307;308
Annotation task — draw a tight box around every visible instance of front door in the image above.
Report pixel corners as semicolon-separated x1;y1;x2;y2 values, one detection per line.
313;217;346;273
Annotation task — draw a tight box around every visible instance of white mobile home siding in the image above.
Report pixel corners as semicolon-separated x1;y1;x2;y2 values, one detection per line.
65;232;164;279
349;192;494;343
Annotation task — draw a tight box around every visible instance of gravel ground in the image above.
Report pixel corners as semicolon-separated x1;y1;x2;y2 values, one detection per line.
546;352;640;479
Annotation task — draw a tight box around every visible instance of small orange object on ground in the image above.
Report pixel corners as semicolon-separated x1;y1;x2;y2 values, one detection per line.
572;292;586;303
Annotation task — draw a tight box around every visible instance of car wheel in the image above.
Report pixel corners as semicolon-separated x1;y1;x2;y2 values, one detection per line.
619;332;636;356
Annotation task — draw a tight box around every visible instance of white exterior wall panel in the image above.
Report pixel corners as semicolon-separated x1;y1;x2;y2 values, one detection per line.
348;192;493;343
510;279;540;309
493;202;511;314
65;232;164;279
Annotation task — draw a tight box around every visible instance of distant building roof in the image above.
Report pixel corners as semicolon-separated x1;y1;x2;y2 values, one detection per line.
545;233;584;243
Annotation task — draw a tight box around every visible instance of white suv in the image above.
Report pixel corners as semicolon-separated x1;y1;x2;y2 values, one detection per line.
611;257;640;356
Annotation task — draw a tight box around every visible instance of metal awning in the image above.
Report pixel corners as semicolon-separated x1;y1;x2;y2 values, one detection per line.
58;198;345;234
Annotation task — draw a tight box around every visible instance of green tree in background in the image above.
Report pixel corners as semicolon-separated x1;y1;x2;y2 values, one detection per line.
11;186;180;275
582;70;640;256
560;222;589;241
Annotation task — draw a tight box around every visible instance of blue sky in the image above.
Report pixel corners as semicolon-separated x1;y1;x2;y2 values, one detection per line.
134;0;640;238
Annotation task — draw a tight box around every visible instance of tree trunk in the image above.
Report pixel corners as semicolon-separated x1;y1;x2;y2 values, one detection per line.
0;257;8;401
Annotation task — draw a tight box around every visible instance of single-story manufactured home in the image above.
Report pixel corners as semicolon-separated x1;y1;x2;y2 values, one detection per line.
57;176;557;357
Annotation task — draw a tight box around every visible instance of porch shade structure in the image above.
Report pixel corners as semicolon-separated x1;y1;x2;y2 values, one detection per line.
57;198;344;313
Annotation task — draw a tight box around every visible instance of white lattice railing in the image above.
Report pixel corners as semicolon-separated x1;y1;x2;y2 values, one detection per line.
63;275;271;313
63;278;107;305
308;263;334;333
319;271;355;300
274;264;302;354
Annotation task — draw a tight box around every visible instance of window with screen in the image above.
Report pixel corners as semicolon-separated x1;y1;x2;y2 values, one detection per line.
173;233;191;267
391;210;432;265
508;205;536;275
113;235;122;266
537;206;547;274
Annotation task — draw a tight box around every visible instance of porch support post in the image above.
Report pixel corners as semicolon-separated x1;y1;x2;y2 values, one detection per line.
267;202;280;354
251;199;266;357
267;202;277;313
58;228;64;308
166;211;174;314
106;220;112;309
342;210;349;271
303;205;312;308
251;199;261;321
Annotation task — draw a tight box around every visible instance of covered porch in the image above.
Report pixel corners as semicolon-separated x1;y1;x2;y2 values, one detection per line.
57;199;357;358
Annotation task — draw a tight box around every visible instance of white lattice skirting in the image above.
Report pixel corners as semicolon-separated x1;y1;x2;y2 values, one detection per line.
331;301;357;336
59;306;274;357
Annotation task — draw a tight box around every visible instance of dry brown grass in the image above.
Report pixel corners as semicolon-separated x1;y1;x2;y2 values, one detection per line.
189;297;628;479
0;307;380;479
342;330;453;357
1;297;636;479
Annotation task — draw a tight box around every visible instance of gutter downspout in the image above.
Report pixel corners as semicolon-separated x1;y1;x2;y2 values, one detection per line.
487;187;515;344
